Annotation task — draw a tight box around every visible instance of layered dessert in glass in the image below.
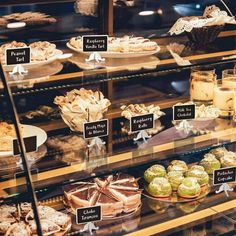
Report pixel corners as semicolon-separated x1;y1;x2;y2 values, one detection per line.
190;68;216;105
213;80;234;117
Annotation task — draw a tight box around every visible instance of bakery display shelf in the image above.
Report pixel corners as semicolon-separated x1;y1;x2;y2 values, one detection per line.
1;124;236;200
1;166;235;236
1;34;236;95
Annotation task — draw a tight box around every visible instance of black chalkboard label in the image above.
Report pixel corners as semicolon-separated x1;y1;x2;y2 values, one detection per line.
213;167;236;185
173;104;196;121
13;136;37;156
76;206;102;224
130;113;154;133
84;119;108;139
82;35;108;52
6;47;31;65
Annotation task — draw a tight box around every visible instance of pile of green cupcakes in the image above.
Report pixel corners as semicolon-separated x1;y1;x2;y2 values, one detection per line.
200;147;236;174
144;160;209;199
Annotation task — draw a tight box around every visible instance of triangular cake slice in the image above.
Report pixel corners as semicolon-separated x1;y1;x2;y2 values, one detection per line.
95;189;123;217
70;186;99;210
108;188;141;213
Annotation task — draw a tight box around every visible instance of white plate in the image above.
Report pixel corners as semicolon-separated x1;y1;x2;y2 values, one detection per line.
67;42;160;58
3;49;63;71
0;125;47;157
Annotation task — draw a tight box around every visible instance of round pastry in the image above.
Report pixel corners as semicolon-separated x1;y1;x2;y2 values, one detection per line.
185;168;209;186
220;151;236;167
147;177;172;198
142;41;158;51
189;165;205;172
200;153;221;174
167;160;188;173
209;147;228;160
144;164;166;183
167;171;184;191
69;37;82;49
177;177;201;199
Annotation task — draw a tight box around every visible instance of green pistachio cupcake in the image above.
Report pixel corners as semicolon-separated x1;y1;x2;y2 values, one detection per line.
209;147;228;160
177;177;201;199
144;164;166;183
220;151;236;167
147;177;172;198
189;165;205;172
200;153;221;174
185;168;209;186
167;160;188;173
167;171;184;191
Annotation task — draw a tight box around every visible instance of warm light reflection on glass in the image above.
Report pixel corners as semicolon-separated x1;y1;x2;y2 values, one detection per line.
139;10;155;16
157;9;163;15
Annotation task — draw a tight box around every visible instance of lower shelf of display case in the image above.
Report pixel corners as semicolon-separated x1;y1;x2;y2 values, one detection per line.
12;181;234;236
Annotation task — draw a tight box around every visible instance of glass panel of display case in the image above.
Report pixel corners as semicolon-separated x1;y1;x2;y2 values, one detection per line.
113;0;236;37
0;0;101;43
0;1;236;235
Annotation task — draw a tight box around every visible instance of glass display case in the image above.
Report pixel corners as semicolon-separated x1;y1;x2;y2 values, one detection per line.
0;0;236;235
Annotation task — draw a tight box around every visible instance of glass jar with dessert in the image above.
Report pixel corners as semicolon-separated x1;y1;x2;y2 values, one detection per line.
190;67;216;105
222;69;236;88
213;79;235;117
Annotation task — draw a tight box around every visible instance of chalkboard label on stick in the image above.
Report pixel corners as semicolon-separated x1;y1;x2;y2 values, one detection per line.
213;167;236;185
82;35;108;52
173;104;196;121
130;113;154;133
13;136;37;156
84;119;108;139
76;205;102;224
6;47;31;65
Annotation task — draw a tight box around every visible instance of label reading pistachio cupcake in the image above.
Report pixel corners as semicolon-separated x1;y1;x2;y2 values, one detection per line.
213;167;236;185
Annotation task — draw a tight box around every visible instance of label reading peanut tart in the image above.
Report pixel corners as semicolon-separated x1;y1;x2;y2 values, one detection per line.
84;119;108;139
13;136;37;156
6;47;31;65
82;35;108;52
130;113;154;133
173;104;196;121
76;206;102;224
213;167;236;185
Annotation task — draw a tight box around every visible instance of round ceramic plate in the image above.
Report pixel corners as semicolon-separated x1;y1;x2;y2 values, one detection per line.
143;183;210;203
3;49;63;71
67;42;160;58
0;125;47;157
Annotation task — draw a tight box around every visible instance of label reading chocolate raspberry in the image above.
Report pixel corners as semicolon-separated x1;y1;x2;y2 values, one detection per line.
6;47;31;65
76;206;102;224
82;35;108;52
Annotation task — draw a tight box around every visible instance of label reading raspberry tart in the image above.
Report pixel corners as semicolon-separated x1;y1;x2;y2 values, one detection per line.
82;35;108;52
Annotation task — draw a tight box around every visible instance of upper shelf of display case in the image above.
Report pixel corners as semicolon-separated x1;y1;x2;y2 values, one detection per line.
1;31;236;96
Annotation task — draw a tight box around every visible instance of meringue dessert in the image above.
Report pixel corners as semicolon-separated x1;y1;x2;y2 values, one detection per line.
54;88;111;132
